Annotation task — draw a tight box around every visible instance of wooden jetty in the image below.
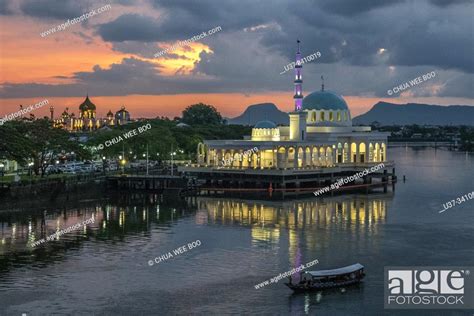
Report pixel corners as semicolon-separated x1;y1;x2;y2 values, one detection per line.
106;175;190;194
179;162;396;198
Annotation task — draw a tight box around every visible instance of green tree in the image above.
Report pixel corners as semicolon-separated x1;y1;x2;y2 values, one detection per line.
181;103;222;125
1;119;89;176
0;121;31;165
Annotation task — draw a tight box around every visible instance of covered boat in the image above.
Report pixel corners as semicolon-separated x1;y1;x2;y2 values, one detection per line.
285;263;365;292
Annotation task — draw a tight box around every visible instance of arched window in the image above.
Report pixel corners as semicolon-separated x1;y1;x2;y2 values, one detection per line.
337;111;341;121
359;143;366;163
320;111;325;121
312;111;316;122
337;143;343;163
350;143;357;163
329;111;334;121
344;112;348;121
343;142;349;163
312;147;318;166
319;147;326;166
374;143;380;162
326;147;333;166
369;143;373;162
277;147;286;169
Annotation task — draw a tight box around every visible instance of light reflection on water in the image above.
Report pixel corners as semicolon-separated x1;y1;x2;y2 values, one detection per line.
0;193;390;315
0;147;472;315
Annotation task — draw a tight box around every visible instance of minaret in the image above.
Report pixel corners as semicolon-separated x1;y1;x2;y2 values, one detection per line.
50;105;54;121
289;39;307;142
294;40;303;111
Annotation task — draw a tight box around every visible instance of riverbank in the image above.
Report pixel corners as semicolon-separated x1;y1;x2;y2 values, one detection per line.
0;174;107;211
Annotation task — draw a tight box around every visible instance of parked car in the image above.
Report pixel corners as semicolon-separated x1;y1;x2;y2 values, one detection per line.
62;167;76;174
45;165;61;174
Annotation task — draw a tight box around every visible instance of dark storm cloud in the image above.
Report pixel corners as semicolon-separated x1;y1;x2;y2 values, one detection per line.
18;0;132;19
268;0;474;74
428;0;472;6
97;12;224;42
98;0;272;43
0;0;12;15
2;0;473;100
20;0;92;19
98;14;162;42
316;0;406;16
387;20;474;73
151;0;274;30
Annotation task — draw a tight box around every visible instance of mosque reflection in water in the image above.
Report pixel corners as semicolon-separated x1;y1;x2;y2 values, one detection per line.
197;195;389;269
0;194;389;277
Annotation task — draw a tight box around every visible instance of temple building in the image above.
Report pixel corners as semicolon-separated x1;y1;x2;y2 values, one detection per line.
193;41;389;169
52;95;132;131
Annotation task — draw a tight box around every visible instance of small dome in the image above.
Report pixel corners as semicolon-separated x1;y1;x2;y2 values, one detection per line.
302;90;348;111
116;106;129;114
79;95;96;111
254;120;277;129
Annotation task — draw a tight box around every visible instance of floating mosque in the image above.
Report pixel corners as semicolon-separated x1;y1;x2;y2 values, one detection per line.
180;40;395;197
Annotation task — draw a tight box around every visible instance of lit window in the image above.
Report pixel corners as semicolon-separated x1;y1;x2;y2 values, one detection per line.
329;112;334;121
320;111;325;121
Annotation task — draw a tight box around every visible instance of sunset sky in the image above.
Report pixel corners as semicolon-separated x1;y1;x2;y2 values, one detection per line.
1;0;473;119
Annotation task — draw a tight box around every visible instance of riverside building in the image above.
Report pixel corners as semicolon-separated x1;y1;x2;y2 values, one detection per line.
180;41;395;197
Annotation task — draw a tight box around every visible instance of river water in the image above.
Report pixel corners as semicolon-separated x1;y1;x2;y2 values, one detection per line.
0;147;473;316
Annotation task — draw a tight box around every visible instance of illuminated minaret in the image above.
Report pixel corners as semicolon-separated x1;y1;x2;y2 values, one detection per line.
289;39;307;141
294;39;303;111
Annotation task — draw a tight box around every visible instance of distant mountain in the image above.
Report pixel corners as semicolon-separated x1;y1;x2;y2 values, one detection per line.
353;102;474;126
227;103;289;125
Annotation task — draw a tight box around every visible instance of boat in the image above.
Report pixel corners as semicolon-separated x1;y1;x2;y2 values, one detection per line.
285;263;365;292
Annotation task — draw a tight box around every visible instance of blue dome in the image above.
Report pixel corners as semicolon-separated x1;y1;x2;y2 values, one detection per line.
254;120;277;128
302;90;349;111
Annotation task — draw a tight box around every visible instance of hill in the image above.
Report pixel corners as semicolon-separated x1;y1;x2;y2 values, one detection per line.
227;103;289;125
353;102;474;126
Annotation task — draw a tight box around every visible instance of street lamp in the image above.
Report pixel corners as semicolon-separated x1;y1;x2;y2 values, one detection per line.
121;158;126;174
0;163;4;179
28;162;33;176
170;152;176;176
102;156;106;175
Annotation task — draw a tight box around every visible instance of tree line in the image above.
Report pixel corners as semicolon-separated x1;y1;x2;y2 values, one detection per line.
0;103;250;176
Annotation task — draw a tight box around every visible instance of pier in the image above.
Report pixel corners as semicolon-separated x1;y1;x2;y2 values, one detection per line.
106;175;189;194
179;161;396;198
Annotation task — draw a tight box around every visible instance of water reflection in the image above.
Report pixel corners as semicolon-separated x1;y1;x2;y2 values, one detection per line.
0;195;196;275
199;195;388;238
0;193;391;295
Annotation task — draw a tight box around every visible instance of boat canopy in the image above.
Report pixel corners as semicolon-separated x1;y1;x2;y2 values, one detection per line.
303;263;364;277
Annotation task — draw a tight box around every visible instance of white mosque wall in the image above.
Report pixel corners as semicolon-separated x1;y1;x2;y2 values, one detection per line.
305;109;352;127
